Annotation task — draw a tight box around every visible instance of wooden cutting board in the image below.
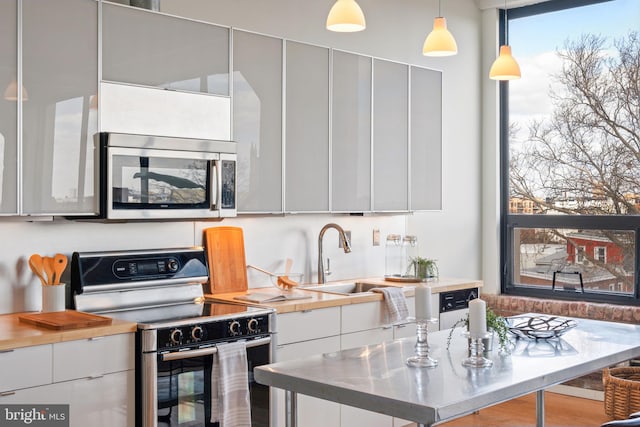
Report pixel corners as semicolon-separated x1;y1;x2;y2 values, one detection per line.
203;226;248;294
19;310;112;330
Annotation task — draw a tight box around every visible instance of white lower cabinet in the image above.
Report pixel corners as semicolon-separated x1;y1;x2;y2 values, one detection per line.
275;307;341;427
274;293;416;427
1;371;134;427
0;333;134;427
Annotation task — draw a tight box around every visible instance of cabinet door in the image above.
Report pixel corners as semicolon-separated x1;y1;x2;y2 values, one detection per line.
0;371;134;427
410;66;442;211
53;333;134;382
22;0;98;215
0;0;17;214
233;30;283;213
0;344;52;392
102;2;229;96
277;307;340;345
372;59;409;212
340;329;393;427
285;41;329;212
275;337;341;427
331;50;372;213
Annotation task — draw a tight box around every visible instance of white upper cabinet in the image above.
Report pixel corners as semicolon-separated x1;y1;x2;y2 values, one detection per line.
410;66;442;211
22;0;98;215
102;2;229;96
373;59;409;212
233;30;283;213
331;50;372;213
0;0;17;215
284;41;330;213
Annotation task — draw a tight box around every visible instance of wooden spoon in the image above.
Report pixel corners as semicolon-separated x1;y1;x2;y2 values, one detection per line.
28;254;47;286
43;257;55;286
52;253;68;285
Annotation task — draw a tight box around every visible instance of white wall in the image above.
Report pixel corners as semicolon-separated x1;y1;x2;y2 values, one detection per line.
0;0;486;314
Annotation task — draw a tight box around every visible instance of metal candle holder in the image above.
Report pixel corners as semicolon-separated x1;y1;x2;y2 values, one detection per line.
462;332;494;368
406;318;438;368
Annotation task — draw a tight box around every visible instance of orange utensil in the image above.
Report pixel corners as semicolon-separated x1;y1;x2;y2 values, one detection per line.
43;257;55;286
52;253;68;285
28;254;47;286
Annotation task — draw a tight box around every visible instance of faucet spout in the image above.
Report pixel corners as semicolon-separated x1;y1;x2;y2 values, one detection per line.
318;223;351;284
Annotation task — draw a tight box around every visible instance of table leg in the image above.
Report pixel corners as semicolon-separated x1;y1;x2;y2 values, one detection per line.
285;390;298;427
536;390;545;427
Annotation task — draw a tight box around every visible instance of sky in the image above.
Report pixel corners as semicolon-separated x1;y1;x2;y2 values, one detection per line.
507;0;640;134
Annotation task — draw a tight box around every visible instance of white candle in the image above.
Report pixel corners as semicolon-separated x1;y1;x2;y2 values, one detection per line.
468;298;487;337
414;285;432;320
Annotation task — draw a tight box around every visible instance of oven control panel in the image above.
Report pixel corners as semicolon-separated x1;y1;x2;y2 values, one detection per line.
156;313;271;350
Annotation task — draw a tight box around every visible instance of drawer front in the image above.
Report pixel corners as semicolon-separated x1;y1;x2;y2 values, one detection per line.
0;371;134;427
53;333;134;382
0;345;52;392
277;307;340;345
341;301;386;334
341;328;393;351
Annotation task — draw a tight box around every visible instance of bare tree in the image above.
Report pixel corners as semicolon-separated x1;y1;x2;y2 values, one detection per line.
510;32;640;215
510;32;640;289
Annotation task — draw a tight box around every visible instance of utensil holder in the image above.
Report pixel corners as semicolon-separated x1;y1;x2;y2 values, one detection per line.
43;284;66;312
406;318;438;368
462;333;494;368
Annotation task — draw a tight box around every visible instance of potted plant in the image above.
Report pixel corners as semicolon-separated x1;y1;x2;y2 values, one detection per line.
446;306;510;353
408;257;438;280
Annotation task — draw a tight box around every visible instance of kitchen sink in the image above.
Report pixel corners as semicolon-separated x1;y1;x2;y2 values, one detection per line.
301;282;392;295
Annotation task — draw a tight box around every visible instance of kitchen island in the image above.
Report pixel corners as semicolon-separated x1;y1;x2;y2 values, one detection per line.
255;315;640;427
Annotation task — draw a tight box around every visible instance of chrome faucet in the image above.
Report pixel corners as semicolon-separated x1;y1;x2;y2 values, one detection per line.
318;223;352;284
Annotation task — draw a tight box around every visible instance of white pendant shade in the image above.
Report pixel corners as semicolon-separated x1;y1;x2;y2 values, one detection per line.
489;45;521;80
3;79;28;101
326;0;366;32
422;17;458;57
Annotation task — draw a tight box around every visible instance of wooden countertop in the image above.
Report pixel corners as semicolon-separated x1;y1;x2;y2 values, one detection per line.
207;277;482;314
0;312;138;351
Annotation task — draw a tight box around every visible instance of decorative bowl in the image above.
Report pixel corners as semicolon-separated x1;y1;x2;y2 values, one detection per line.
506;315;577;340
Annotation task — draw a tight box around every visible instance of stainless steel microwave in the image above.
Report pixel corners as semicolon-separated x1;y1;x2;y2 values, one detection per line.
95;132;236;220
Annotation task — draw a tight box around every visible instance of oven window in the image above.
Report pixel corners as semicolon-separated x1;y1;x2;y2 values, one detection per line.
112;155;210;209
157;357;211;426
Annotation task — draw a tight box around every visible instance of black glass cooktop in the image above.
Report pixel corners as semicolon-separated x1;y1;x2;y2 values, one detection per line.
103;300;272;328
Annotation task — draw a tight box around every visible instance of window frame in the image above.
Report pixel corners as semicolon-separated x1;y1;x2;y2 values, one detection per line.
499;0;640;305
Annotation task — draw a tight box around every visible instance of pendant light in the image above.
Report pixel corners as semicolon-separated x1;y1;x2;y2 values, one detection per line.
326;0;366;33
3;78;28;101
422;0;457;57
489;0;521;80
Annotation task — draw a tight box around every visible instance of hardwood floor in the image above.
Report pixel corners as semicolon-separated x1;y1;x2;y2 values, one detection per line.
407;392;610;427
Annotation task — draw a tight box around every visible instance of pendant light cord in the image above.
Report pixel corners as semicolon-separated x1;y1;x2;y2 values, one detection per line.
504;0;508;45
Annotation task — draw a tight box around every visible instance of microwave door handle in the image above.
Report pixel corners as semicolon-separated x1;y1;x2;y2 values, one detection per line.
210;160;218;211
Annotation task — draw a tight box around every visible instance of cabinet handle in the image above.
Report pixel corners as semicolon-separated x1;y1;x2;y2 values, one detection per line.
382;325;393;329
0;349;15;354
0;391;16;397
87;375;104;380
396;324;407;329
301;309;313;313
89;336;105;341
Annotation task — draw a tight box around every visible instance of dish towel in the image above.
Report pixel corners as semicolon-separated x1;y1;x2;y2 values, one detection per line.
372;287;409;324
210;341;252;427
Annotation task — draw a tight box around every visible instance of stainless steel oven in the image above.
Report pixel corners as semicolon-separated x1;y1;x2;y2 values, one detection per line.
96;132;237;220
71;247;275;427
141;308;273;427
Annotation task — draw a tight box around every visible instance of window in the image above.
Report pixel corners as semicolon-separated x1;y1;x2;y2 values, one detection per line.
502;0;640;304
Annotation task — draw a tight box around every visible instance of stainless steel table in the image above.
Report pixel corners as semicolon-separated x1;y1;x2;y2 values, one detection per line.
255;315;640;427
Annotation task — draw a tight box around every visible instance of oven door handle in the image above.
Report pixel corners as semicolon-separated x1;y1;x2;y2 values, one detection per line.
160;336;271;362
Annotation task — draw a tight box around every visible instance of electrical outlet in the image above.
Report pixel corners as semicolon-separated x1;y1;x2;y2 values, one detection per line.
339;230;351;248
372;228;380;246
